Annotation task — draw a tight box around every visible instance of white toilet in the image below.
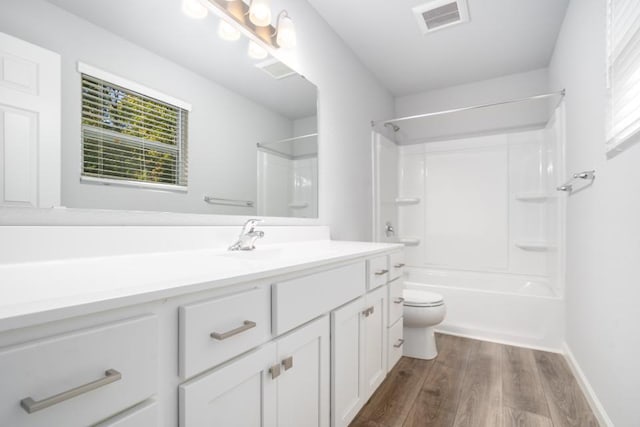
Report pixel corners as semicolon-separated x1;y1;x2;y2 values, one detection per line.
402;289;446;360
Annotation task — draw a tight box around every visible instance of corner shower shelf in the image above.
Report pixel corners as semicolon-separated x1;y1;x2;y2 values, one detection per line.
515;241;552;251
394;197;421;205
515;192;553;202
397;237;420;246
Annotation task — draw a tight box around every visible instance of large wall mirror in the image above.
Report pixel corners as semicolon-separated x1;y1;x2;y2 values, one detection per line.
0;0;318;219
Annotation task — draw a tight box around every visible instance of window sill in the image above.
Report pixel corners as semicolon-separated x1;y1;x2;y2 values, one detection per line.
80;175;188;193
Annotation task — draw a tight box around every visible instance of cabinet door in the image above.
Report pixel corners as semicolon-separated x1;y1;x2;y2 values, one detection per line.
276;316;330;427
331;296;366;427
364;285;388;398
179;343;277;427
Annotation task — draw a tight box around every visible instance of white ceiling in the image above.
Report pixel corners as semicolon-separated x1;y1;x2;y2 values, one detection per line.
44;0;317;120
308;0;570;96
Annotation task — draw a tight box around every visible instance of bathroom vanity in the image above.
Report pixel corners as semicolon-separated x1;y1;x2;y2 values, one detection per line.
0;233;404;427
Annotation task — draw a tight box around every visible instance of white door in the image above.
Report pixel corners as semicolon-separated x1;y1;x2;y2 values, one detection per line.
0;31;60;208
179;343;277;427
276;315;330;427
331;296;366;427
363;285;388;397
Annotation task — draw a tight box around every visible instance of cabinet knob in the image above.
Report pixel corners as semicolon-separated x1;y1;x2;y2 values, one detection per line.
362;306;375;317
269;364;281;379
394;263;405;269
393;297;405;304
393;339;405;348
374;269;389;276
282;356;294;371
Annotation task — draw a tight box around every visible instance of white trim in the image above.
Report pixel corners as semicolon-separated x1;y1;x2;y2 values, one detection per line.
77;62;192;111
434;328;562;354
80;175;188;193
562;343;614;427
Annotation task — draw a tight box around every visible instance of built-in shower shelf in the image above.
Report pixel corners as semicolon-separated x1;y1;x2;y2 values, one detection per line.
288;201;309;209
515;241;552;251
394;197;421;205
398;237;420;246
515;192;552;202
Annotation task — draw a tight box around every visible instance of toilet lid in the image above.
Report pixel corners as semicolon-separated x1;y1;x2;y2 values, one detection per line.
403;289;444;307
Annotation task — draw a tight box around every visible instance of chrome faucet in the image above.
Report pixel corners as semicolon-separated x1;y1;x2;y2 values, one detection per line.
229;219;265;251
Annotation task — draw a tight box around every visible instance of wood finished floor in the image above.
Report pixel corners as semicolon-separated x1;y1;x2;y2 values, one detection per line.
350;334;599;427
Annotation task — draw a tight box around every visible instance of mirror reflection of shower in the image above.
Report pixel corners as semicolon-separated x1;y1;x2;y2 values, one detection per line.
257;133;318;218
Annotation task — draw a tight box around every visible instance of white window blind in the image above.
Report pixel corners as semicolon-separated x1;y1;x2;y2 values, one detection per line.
607;0;640;154
81;73;189;189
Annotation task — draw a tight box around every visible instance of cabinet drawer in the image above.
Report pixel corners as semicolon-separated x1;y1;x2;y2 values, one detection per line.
389;252;405;281
368;255;389;290
0;316;157;427
387;318;404;372
95;399;158;427
180;285;271;379
273;262;365;335
388;278;404;326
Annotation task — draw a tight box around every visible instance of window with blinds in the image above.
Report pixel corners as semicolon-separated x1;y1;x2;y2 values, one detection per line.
607;0;640;154
81;74;188;189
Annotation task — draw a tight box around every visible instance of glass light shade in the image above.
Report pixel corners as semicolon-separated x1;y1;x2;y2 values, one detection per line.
248;40;268;59
181;0;208;19
218;19;241;41
276;14;296;49
249;0;272;27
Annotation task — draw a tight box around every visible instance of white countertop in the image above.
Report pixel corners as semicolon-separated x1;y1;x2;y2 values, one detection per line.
0;240;401;332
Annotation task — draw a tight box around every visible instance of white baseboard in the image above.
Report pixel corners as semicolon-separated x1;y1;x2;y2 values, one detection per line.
562;343;613;427
435;326;562;354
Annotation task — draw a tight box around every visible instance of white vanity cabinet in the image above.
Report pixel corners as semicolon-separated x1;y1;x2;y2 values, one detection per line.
331;284;388;427
180;315;329;427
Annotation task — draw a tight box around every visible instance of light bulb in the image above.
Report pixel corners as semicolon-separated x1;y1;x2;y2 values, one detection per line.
276;13;296;49
249;0;272;27
182;0;208;19
248;40;268;59
218;19;241;41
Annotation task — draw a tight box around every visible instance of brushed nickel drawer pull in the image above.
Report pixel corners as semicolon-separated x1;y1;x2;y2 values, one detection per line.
210;320;256;340
393;297;405;304
270;363;281;379
394;263;405;268
374;269;389;276
393;339;405;348
20;369;122;414
282;356;294;371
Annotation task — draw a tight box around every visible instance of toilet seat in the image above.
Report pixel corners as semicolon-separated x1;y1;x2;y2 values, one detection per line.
403;289;444;307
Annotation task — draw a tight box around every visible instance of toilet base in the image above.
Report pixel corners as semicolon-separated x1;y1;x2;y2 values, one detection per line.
403;326;438;360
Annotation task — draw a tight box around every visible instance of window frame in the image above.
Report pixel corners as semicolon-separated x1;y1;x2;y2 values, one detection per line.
606;0;640;156
78;62;191;191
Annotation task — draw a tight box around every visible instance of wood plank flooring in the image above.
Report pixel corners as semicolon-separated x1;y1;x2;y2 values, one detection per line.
350;334;599;427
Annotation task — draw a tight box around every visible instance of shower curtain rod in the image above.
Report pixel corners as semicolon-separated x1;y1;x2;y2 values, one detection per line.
371;89;566;127
257;132;318;147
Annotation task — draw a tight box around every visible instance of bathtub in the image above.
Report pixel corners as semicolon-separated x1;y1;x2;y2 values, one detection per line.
404;267;564;351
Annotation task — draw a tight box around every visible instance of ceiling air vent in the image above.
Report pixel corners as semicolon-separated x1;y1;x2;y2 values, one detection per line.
255;58;296;80
412;0;470;34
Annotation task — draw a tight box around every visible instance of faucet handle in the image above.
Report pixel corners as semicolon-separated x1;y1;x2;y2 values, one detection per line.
243;218;263;232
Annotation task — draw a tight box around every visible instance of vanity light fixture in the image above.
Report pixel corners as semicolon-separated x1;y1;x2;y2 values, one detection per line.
248;40;268;59
204;0;297;52
249;0;272;27
218;19;241;40
275;11;296;49
182;0;209;19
